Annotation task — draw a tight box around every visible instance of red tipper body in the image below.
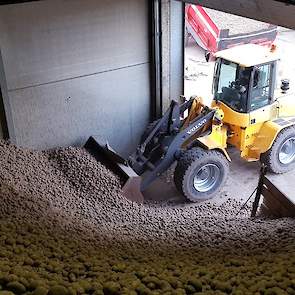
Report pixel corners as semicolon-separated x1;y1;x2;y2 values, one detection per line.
185;4;278;54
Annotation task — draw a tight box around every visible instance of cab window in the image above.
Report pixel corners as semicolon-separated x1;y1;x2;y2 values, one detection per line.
214;59;250;113
217;61;237;93
250;64;271;111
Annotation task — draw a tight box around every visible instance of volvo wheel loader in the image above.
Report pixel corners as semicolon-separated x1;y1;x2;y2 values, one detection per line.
85;44;295;203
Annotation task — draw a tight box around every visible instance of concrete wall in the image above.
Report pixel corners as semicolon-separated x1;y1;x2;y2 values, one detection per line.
0;0;150;155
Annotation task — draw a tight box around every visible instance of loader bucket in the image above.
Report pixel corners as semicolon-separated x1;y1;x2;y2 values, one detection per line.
84;136;144;203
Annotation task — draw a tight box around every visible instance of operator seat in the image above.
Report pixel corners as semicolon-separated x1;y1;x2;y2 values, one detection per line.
221;86;249;112
221;86;240;105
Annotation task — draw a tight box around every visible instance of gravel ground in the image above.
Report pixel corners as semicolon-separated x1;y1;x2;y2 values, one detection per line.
0;140;294;294
204;7;270;35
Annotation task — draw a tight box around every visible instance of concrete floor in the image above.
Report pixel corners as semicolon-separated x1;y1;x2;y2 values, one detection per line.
144;147;295;207
144;148;259;205
144;27;295;207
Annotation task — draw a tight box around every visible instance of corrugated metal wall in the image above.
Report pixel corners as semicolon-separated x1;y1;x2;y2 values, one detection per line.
0;0;150;155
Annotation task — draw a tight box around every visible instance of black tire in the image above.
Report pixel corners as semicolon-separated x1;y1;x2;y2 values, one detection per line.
174;148;229;202
261;126;295;174
140;120;160;143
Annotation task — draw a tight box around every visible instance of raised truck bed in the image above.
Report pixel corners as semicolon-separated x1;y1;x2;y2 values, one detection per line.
185;5;277;56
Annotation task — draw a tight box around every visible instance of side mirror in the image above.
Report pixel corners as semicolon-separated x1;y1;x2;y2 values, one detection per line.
281;79;290;94
205;51;217;63
205;51;210;62
212;62;218;94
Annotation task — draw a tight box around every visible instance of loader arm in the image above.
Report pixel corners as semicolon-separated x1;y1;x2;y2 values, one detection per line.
129;98;216;191
85;98;216;202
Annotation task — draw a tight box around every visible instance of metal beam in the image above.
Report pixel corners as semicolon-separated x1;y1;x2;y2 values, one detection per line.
149;0;163;119
0;1;41;4
177;0;295;29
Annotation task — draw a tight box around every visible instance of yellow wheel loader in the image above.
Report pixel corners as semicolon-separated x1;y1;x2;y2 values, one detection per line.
85;44;295;203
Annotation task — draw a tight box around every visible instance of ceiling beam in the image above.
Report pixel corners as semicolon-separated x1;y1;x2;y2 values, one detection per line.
0;0;41;4
178;0;295;29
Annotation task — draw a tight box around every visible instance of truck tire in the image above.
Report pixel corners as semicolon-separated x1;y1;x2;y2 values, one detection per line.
261;126;295;174
174;148;229;202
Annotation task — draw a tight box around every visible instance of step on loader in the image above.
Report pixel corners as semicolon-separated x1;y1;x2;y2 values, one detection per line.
85;44;295;203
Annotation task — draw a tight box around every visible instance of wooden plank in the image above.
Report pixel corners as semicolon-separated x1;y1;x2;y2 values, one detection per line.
178;0;295;30
262;186;295;217
266;174;295;204
263;176;295;210
262;186;284;217
259;203;276;217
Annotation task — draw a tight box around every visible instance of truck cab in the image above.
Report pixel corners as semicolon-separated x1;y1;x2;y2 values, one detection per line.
211;44;294;160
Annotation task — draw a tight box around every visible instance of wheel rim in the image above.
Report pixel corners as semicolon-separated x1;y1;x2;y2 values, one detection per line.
193;164;220;192
279;137;295;165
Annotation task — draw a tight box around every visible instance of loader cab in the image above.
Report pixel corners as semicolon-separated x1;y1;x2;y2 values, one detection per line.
213;58;276;114
213;44;277;115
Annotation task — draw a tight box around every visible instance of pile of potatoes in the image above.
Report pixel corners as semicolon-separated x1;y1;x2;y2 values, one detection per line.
0;220;294;295
0;141;294;294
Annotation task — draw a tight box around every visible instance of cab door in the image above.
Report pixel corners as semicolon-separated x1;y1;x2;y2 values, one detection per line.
240;62;278;159
249;62;278;125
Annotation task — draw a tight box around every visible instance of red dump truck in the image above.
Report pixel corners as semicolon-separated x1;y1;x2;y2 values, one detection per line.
185;5;278;56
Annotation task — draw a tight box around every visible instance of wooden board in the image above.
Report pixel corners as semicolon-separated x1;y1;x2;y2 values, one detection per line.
261;175;295;217
266;174;295;204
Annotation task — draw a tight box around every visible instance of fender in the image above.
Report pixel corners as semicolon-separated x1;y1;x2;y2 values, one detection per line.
197;124;231;161
251;117;295;158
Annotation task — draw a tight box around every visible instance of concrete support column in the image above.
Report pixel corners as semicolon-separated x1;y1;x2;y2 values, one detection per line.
160;0;184;113
160;0;171;112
